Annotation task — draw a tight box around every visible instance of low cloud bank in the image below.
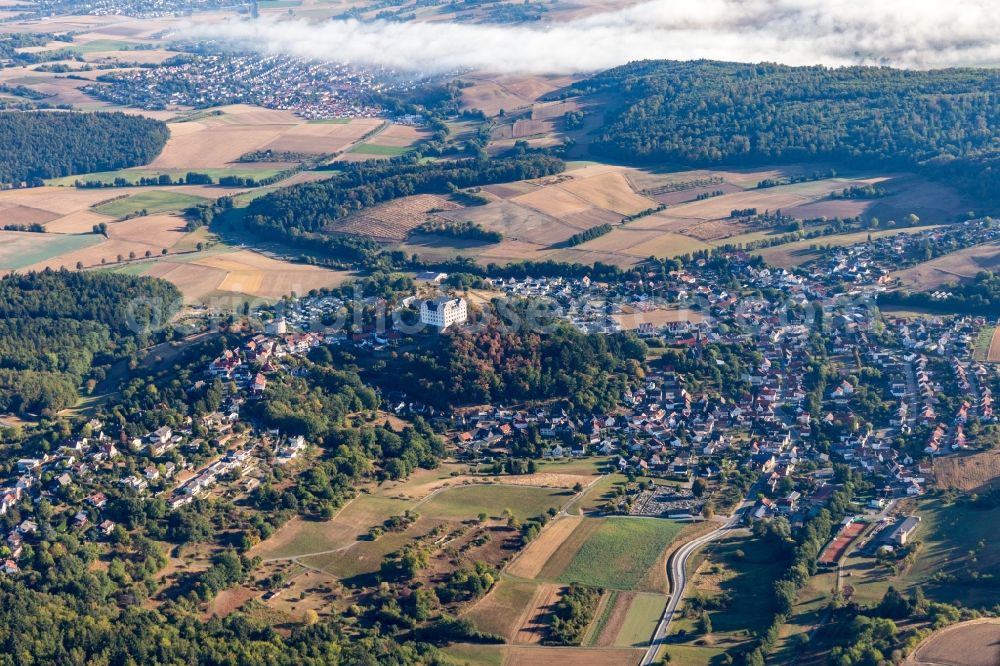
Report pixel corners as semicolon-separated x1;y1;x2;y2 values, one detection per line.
187;0;1000;73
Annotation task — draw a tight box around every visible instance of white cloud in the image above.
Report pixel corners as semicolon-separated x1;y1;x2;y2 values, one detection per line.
185;0;1000;74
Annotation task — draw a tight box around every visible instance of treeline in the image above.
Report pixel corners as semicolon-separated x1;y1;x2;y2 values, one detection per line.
0;270;180;415
564;60;1000;202
831;183;887;199
564;223;612;247
0;111;168;185
737;485;854;665
243;155;564;239
0;579;441;665
413;219;502;242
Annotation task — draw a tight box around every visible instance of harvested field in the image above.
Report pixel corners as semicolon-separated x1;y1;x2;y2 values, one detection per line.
463;578;539;640
819;521;866;565
612;307;705;331
512;118;550;138
513;582;563;645
366;123;429;148
488;472;595;489
45;210;115;234
557;170;659;216
908;619;1000;666
106;213;189;248
508;515;584;579
894;242;1000;290
512;186;593;219
142;262;226;302
0;203;59;226
332;194;461;241
149;122;293;169
458;73;576;116
262;118;384;155
989;328;1000;362
505;646;643;666
190;249;354;300
934;450;1000;492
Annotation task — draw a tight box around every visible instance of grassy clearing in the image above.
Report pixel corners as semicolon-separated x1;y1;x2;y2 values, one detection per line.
571;473;627;515
656;644;729;666
556;517;683;590
348;143;411;156
307;117;351;124
71;38;138;53
419;484;572;521
973;326;996;361
94;191;208;217
615;592;668;647
254;495;411;560
771;569;838;663
439;643;506;666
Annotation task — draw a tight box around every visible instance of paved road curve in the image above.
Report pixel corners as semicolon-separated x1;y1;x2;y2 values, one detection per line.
640;477;766;666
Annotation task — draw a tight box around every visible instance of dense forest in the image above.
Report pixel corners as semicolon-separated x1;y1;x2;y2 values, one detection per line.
242;155;564;242
379;320;647;416
0;111;168;185
561;61;1000;203
0;270;179;415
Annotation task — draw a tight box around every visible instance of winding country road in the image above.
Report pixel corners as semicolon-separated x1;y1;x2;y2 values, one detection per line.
641;481;763;666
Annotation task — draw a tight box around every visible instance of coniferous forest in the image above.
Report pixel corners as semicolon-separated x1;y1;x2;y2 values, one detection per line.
0;111;169;185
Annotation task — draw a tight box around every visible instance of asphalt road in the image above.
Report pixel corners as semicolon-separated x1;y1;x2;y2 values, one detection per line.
640;482;762;665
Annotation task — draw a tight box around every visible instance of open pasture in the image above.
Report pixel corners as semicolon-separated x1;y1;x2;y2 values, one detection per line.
93;190;208;218
418;484;571;522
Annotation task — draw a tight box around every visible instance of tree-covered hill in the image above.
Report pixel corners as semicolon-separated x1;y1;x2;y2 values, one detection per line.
0;270;180;415
562;60;1000;202
0;111;169;185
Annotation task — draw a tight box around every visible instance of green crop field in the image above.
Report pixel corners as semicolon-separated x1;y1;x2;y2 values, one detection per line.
556;517;683;589
0;231;101;270
348;143;411;156
615;592;668;647
94;191;208;218
419;484;571;521
307;117;351;124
